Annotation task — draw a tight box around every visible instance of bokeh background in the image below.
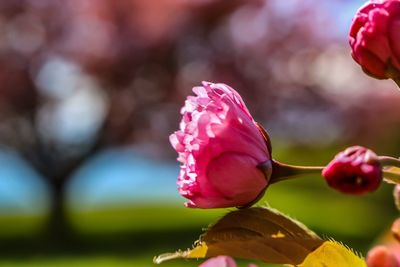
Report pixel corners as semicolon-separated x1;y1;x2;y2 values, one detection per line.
0;0;399;266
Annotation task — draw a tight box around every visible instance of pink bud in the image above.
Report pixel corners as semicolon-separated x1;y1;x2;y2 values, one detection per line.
367;246;400;267
349;0;400;79
199;256;237;267
322;146;382;195
199;256;258;267
170;82;271;208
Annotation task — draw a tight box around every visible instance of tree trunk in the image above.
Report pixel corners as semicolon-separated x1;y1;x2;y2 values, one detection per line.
43;177;76;251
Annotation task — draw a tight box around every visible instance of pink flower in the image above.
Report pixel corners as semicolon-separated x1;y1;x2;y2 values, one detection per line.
199;256;237;267
367;246;400;267
322;146;382;195
349;0;400;79
170;82;270;208
366;218;400;266
199;256;257;267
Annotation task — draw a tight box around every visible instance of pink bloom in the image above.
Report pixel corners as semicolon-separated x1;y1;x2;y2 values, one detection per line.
349;0;400;79
322;146;382;195
199;256;257;267
170;82;270;208
367;245;400;267
199;256;237;267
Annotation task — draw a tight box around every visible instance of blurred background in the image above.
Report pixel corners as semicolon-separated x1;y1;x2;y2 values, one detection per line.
0;0;399;266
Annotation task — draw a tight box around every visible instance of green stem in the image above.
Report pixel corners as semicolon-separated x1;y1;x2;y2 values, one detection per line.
267;160;324;184
379;156;400;168
247;160;324;209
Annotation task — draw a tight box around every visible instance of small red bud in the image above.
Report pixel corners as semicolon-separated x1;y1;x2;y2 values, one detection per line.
367;246;400;267
322;146;382;195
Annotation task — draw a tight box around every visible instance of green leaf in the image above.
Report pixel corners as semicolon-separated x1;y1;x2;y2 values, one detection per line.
154;207;324;265
298;240;366;267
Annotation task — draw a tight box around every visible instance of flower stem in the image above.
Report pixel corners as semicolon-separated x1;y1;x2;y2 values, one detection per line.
393;78;400;89
379;156;400;168
268;160;324;184
251;160;324;208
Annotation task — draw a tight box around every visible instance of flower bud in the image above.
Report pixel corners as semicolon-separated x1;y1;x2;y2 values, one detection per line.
199;256;257;267
170;82;271;208
349;0;400;79
367;246;400;267
322;146;382;195
199;256;237;267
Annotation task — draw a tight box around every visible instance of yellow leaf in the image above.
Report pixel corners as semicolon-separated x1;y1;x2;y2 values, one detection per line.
154;207;324;265
298;240;366;267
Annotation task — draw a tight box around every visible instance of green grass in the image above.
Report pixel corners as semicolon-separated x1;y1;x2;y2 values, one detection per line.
0;145;396;266
0;214;45;238
0;179;394;267
68;205;226;234
67;179;396;247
